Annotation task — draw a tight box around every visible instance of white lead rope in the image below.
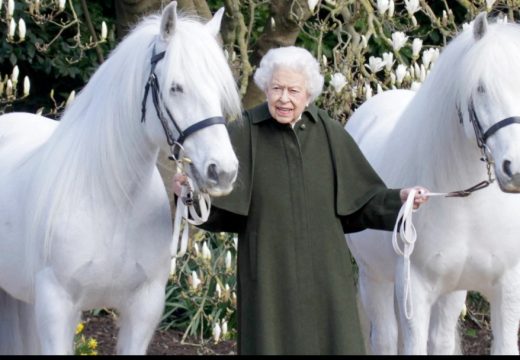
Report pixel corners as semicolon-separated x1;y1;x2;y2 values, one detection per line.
170;177;211;275
392;189;449;320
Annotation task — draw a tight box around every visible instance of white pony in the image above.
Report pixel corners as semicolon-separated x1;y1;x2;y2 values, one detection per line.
345;13;520;355
0;2;241;355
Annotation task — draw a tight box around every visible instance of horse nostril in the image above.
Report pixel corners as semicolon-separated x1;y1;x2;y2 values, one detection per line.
503;160;513;178
207;163;218;183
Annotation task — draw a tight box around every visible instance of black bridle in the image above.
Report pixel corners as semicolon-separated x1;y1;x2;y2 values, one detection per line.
140;47;226;158
451;98;520;196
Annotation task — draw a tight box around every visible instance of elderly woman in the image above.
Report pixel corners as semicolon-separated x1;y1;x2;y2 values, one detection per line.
173;46;428;355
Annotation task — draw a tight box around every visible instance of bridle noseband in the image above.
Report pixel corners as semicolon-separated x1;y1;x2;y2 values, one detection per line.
140;46;226;158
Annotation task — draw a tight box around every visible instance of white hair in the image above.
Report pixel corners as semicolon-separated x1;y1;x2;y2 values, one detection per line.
254;46;324;102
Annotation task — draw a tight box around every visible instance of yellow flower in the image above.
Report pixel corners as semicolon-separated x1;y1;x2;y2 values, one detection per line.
88;338;98;350
75;323;85;335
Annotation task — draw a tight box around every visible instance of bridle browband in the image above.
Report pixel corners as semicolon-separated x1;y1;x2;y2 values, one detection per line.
452;98;520;196
140;46;226;157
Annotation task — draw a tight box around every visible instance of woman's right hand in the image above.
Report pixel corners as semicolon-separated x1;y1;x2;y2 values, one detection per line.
172;173;188;196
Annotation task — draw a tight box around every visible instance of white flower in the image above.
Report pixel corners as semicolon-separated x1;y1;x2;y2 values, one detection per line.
442;10;448;25
100;21;107;41
23;76;30;97
422;48;436;69
221;320;228;336
225;250;232;271
391;31;408;52
8;17;16;39
193;242;200;256
322;55;327;66
7;0;14;18
376;83;383;94
364;82;372;99
360;35;368;49
413;63;421;80
270;17;275;29
0;1;3;15
410;81;421;91
419;64;426;82
307;0;319;12
405;0;420;15
395;64;407;86
412;38;423;58
388;0;394;18
330;73;347;93
215;283;222;298
365;56;385;73
65;90;75;108
486;0;496;11
11;65;19;83
497;14;508;24
460;303;467;319
376;0;390;16
233;235;238;249
191;271;201;290
382;52;394;71
6;79;13;97
201;241;211;260
212;322;222;343
58;0;65;11
462;22;471;32
389;72;396;85
18;18;26;41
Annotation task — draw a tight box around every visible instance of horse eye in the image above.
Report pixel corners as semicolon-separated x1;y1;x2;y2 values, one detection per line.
477;84;486;94
171;83;184;93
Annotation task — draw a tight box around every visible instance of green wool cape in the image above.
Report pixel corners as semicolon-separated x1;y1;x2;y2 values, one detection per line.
199;102;402;355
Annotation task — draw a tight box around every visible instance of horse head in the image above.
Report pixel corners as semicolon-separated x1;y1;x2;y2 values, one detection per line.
457;12;520;193
142;2;241;197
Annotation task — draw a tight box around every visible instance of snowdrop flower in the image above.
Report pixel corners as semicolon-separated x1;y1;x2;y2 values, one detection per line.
391;32;408;52
6;79;13;97
389;72;396;85
388;0;394;18
486;0;496;11
419;64;426;82
193;242;200;256
330;73;347;93
364;82;372;99
366;56;385;73
225;250;232;272
225;283;231;298
412;38;423;58
395;64;407;86
460;303;467;319
410;81;421;91
11;65;19;83
360;35;368;49
307;0;319;12
65;90;75;108
233;235;238;249
442;10;448;26
7;0;14;18
497;14;507;24
422;48;436;69
376;0;390;16
8;17;16;39
58;0;66;11
0;1;3;15
382;52;394;71
376;83;383;94
169;258;177;276
18;18;25;41
100;21;107;41
322;55;327;67
221;320;228;337
191;271;201;290
212;322;222;343
405;0;420;15
201;241;211;260
23;76;30;97
462;22;471;32
413;63;421;80
215;283;222;298
270;17;275;29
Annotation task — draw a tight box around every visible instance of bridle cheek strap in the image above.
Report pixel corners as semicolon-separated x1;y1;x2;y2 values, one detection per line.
482;116;520;143
176;117;226;144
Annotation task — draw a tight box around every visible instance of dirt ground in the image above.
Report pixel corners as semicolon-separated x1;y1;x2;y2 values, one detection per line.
81;310;502;355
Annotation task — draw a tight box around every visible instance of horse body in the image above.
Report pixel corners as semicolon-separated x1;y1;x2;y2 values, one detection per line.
346;13;520;355
0;2;241;355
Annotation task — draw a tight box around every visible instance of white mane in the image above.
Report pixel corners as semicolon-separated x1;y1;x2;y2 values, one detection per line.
381;19;520;192
24;12;241;277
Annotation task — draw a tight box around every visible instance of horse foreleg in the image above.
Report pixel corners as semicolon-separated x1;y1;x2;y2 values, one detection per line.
394;260;431;355
34;268;81;355
116;280;166;355
357;270;399;354
428;290;466;354
488;269;520;355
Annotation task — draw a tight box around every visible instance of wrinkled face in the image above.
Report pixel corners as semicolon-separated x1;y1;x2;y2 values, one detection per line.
266;67;311;126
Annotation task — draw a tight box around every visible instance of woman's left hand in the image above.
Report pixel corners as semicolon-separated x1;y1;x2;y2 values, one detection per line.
400;186;430;209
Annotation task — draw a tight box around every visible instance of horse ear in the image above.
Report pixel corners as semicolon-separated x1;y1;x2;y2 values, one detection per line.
473;12;488;41
160;1;178;41
205;7;225;38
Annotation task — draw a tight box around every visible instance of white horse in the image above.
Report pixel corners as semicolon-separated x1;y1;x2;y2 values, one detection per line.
0;2;241;355
345;13;520;355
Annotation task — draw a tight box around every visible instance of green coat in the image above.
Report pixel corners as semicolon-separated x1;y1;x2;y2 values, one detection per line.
200;102;402;355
